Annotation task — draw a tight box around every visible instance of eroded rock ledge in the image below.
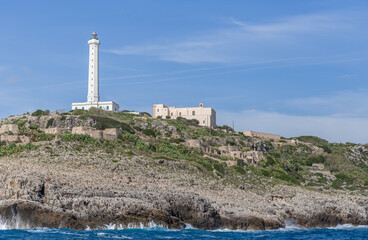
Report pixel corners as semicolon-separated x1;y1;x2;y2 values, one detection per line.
0;146;368;230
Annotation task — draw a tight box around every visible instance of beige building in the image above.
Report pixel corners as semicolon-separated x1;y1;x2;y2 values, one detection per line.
242;131;280;141
153;103;216;128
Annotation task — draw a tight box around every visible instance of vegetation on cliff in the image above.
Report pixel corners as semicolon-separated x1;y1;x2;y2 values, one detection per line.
2;108;368;192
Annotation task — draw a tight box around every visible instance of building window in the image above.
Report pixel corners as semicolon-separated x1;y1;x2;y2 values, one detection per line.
171;113;173;116
75;107;77;110
192;111;195;115
82;107;84;110
107;106;109;110
203;120;205;123
179;112;181;116
157;109;159;112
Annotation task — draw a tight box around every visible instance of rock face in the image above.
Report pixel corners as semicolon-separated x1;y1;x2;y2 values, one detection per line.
0;124;19;135
0;143;368;230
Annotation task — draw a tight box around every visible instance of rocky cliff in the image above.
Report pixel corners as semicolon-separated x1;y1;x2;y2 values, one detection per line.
1;110;368;230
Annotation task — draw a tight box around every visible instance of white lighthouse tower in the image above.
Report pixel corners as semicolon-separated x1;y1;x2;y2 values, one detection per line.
87;32;100;103
72;32;119;111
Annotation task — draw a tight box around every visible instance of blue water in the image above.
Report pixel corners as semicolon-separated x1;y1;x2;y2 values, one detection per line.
1;225;368;240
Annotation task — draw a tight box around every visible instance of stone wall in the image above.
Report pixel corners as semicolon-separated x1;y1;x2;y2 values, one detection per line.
71;127;121;140
44;127;68;134
242;131;280;141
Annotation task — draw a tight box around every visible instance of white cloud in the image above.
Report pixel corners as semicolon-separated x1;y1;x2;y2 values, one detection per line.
217;109;368;143
104;11;366;64
283;90;368;117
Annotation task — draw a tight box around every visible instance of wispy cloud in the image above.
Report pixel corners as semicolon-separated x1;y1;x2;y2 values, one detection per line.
104;11;366;64
230;12;351;35
218;109;368;143
4;75;19;83
20;66;33;74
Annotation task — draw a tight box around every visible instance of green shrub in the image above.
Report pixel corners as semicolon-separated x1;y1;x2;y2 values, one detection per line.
213;162;226;175
60;133;100;146
118;132;149;151
14;119;27;127
261;168;271;177
169;138;185;143
29;124;38;130
335;172;355;184
192;159;214;172
46;118;54;128
318;144;332;154
272;170;300;185
133;126;142;132
233;165;246;175
305;155;325;166
265;155;276;166
150;139;195;159
142;129;156;138
140;112;152;117
237;159;245;167
90;116;133;133
71;109;87;115
217;125;234;132
296;136;328;145
307;182;321;187
32;109;50;117
166;116;171;119
0;142;38;157
331;179;343;189
188;119;199;126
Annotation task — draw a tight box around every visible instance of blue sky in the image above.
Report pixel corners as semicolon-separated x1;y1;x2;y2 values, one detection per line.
1;0;368;143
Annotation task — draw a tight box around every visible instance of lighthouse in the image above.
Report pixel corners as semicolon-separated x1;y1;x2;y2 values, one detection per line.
72;32;120;111
87;32;100;103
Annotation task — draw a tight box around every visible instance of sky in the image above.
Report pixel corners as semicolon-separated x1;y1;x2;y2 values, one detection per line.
1;0;368;143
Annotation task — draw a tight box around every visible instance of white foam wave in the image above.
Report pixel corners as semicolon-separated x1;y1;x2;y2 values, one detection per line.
0;219;9;230
184;223;197;229
328;224;368;230
281;219;301;231
26;227;53;233
210;228;247;232
90;221;168;230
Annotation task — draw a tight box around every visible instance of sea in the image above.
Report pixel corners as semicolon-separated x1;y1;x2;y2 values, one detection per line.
1;223;368;240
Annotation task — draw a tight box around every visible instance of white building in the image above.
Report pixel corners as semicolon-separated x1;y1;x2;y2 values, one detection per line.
72;32;119;112
153;103;216;128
